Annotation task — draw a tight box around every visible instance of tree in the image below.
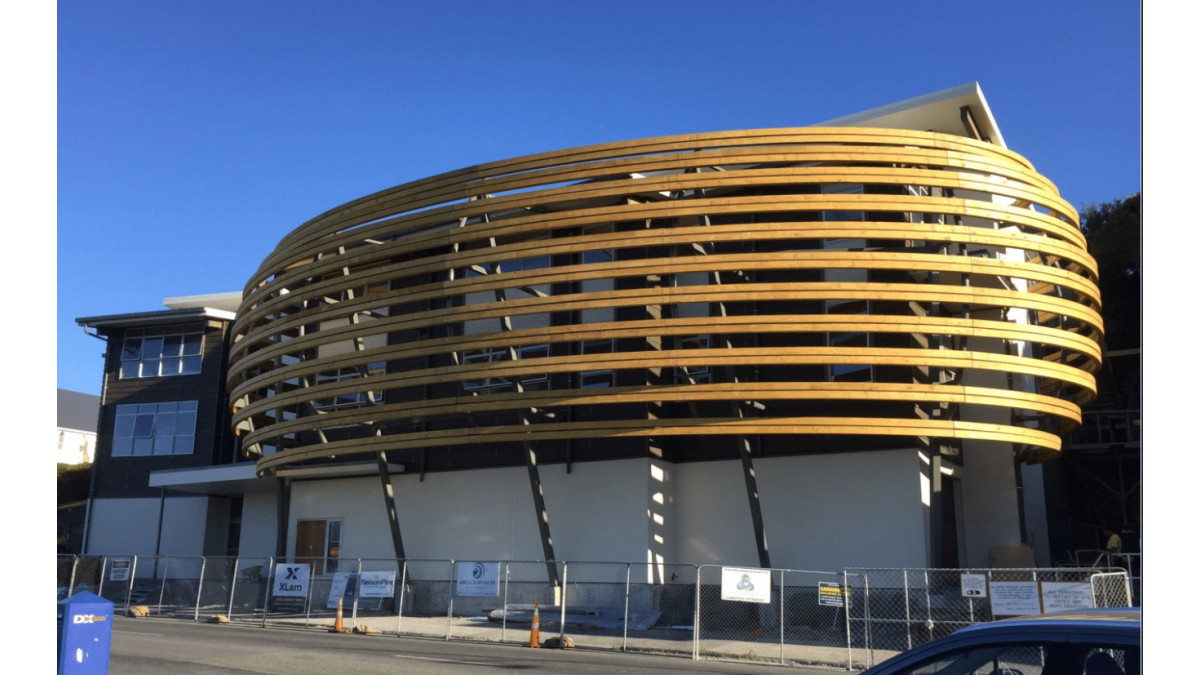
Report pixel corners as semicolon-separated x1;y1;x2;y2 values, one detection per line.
1080;194;1141;351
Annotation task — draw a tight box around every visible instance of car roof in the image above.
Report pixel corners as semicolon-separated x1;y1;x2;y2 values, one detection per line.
955;607;1140;635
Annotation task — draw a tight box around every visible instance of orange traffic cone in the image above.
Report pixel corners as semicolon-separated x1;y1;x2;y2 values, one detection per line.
528;602;541;648
330;595;348;633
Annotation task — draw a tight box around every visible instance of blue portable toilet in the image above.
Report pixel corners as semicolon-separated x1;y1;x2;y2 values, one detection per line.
57;591;114;674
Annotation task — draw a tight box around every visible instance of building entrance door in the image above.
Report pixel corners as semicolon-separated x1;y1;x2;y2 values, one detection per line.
295;519;341;575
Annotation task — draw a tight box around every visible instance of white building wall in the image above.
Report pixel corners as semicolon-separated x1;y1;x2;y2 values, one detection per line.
958;440;1023;567
58;428;96;465
240;450;1019;571
86;496;209;556
239;490;279;558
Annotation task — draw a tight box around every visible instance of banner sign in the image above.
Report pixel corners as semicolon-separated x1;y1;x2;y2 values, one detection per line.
273;563;310;597
720;566;771;604
359;570;397;598
456;562;500;597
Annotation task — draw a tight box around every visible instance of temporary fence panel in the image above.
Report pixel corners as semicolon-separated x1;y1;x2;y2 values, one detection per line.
846;567;1131;669
694;564;852;669
149;556;208;619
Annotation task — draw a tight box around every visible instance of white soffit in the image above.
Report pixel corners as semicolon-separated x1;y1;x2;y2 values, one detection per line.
816;82;1007;149
164;291;243;313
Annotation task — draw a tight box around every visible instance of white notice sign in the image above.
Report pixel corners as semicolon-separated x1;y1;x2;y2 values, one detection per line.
720;566;771;604
109;558;132;582
456;562;500;597
1041;582;1095;612
359;570;396;598
988;581;1041;616
273;563;310;597
960;574;987;598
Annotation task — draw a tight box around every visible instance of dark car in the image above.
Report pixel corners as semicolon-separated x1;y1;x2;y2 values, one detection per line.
860;608;1140;675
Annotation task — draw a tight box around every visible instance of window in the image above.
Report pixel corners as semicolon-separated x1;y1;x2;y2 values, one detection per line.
677;334;711;384
580;339;615;388
461;345;549;393
111;401;198;457
120;327;203;379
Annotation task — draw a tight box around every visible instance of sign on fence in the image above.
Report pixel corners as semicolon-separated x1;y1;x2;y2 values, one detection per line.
960;573;987;598
359;571;396;598
327;572;356;609
818;581;850;607
988;582;1041;616
1040;582;1095;612
720;567;771;604
456;562;500;597
271;562;310;613
109;558;132;582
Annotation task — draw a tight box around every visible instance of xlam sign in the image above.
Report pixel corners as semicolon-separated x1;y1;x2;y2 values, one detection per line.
271;563;311;612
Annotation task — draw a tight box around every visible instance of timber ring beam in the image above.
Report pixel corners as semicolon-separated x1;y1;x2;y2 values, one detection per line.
226;127;1101;474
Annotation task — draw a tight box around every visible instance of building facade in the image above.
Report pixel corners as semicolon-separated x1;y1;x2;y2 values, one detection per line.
78;84;1101;573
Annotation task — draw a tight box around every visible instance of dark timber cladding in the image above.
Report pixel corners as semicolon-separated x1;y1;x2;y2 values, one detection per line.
227;127;1102;571
90;319;235;500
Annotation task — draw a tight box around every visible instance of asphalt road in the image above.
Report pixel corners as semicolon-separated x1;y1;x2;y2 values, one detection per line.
106;616;845;674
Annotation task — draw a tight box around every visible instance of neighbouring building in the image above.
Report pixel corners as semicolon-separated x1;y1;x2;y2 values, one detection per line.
58;389;100;465
76;83;1102;576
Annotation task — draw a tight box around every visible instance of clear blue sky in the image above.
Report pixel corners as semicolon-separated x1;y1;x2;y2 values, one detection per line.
56;0;1142;395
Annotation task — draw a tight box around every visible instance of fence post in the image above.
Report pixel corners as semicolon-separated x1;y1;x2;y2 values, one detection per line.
502;563;510;644
352;559;363;629
98;556;108;599
228;557;241;620
261;557;274;628
157;557;170;616
445;559;455;640
123;555;138;617
692;566;702;661
559;562;568;646
778;570;786;665
923;569;933;643
194;557;207;622
843;571;853;671
622;562;631;652
903;570;912;650
68;556;79;598
396;561;408;635
303;561;315;629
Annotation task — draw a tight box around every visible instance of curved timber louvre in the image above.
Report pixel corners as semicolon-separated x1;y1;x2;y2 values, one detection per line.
227;127;1101;474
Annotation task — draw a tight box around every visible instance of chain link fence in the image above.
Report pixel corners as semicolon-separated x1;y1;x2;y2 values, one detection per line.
845;567;1133;669
56;555;1134;669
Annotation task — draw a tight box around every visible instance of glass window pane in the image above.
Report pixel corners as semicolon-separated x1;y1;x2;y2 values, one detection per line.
177;400;199;412
155;412;176;437
176;410;197;434
182;333;203;355
142;337;164;358
161;356;182;375
181;356;202;374
121;338;142;361
162;334;183;356
133;414;155;437
153;436;174;455
111;438;133;457
113;413;135;439
173;435;195;455
120;362;140;378
141;359;161;377
132;437;154;456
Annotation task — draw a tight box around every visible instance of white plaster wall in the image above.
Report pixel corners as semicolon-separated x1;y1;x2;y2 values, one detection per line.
757;451;928;570
672;460;760;568
284;459;652;564
86;496;209;556
58;428;96;465
238;490;279;558
959;440;1023;567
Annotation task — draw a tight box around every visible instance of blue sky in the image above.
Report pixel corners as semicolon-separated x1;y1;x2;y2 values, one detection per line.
56;1;1142;395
